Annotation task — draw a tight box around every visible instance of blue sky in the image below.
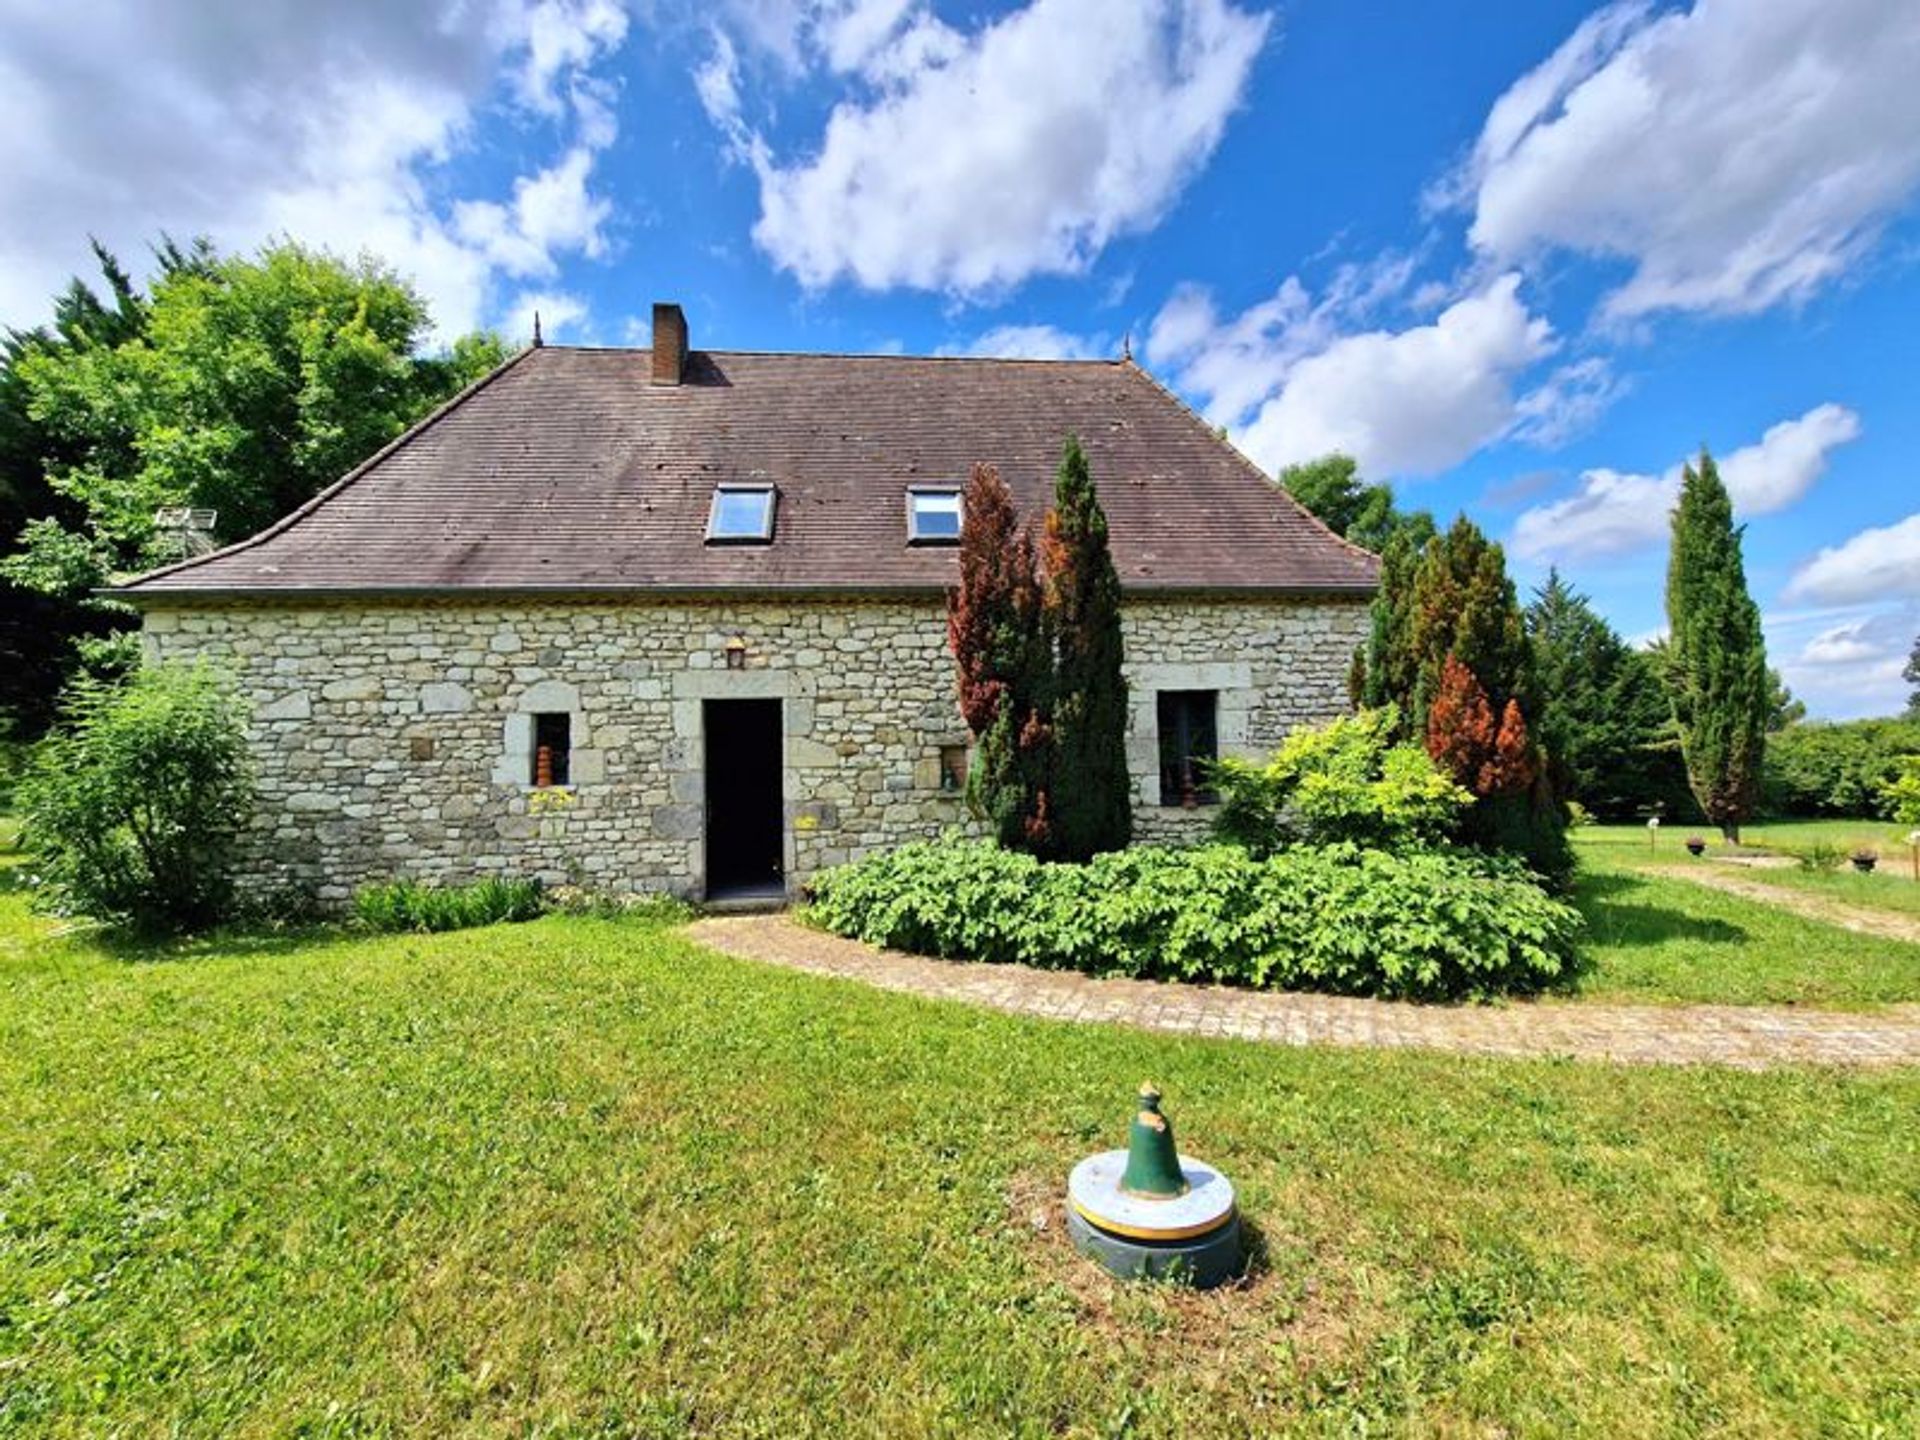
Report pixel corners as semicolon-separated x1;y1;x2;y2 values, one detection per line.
3;1;1918;716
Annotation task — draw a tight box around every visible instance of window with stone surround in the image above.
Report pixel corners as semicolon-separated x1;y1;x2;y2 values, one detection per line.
1156;690;1218;806
532;712;571;787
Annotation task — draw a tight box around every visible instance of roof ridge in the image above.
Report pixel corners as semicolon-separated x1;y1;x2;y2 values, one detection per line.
1116;358;1384;573
116;343;543;592
547;342;1126;366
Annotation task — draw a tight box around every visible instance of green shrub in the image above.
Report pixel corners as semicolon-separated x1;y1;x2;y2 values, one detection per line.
353;877;546;933
18;664;254;933
808;839;1582;1002
1787;842;1846;874
1212;705;1470;856
1883;756;1920;827
1763;719;1920;818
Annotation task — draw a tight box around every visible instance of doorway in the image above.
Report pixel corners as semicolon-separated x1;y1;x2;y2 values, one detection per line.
703;698;785;899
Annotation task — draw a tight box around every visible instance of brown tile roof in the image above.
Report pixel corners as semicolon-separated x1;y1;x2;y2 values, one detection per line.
118;345;1379;599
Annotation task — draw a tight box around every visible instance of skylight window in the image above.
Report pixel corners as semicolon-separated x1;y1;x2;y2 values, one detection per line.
706;484;776;544
906;486;963;545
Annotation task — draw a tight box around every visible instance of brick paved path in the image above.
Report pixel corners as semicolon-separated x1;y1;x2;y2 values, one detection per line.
687;915;1920;1070
1651;865;1920;946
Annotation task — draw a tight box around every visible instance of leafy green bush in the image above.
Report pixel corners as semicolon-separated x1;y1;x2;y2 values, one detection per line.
18;664;254;933
353;877;546;933
1763;719;1920;818
1882;756;1920;827
809;839;1582;1001
1787;842;1846;873
1212;705;1470;855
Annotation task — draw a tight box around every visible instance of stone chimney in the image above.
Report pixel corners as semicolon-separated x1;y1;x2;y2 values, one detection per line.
651;302;687;385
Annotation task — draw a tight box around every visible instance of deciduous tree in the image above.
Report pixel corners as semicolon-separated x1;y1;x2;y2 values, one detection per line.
1280;452;1434;555
2;239;507;735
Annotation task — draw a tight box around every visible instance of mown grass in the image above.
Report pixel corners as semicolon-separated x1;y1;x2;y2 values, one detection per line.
1566;826;1920;1007
2;884;1919;1436
1584;819;1920;917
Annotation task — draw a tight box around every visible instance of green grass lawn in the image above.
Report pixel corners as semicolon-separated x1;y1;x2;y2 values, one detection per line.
1;895;1916;1438
1567;826;1920;1007
1581;819;1920;920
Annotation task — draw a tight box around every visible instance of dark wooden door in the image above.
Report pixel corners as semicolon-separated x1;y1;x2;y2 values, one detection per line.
703;699;784;897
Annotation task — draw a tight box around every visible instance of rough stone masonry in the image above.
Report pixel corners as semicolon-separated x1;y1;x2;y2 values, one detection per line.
142;594;1368;905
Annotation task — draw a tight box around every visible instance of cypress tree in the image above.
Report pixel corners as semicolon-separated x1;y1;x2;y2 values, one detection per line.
1041;435;1131;861
1665;450;1769;840
946;463;1054;853
1357;514;1570;884
1356;528;1425;725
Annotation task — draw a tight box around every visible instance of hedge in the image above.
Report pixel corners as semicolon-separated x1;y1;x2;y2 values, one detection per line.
807;839;1583;1002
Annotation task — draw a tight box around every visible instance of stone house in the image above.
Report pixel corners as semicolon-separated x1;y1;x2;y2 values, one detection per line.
118;304;1378;905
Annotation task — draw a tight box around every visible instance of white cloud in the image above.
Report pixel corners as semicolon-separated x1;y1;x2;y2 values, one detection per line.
1143;253;1422;430
1800;620;1883;666
715;1;916;71
941;324;1107;360
453;147;613;279
1511;403;1863;562
1786;512;1920;605
1149;272;1556;479
0;0;629;338
1508;357;1626;449
503;290;591;344
1770;601;1919;718
1448;0;1920;319
735;0;1270;294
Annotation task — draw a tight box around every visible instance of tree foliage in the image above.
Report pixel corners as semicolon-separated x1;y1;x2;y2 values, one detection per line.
947;463;1054;852
1040;436;1130;861
1426;654;1535;798
0;242;165;734
1;238;508;738
1762;718;1920;818
1280;452;1434;555
1353;515;1570;884
1883;756;1920;827
1212;705;1470;855
18;664;255;933
1665;451;1770;839
1524;571;1693;819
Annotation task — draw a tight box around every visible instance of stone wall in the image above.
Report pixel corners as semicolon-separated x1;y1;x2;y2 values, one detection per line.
141;594;1368;904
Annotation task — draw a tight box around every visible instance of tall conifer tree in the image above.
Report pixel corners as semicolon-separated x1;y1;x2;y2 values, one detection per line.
1664;450;1769;840
947;463;1053;853
1041;435;1130;860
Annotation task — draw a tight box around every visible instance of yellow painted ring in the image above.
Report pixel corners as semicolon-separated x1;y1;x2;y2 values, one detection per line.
1070;1196;1237;1243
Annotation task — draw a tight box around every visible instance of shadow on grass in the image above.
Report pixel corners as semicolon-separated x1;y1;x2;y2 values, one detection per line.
1573;871;1747;947
72;919;357;967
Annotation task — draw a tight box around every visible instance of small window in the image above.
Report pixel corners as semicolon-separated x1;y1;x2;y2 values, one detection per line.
532;712;571;787
938;744;970;793
906;486;963;544
706;484;776;543
1157;691;1218;806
